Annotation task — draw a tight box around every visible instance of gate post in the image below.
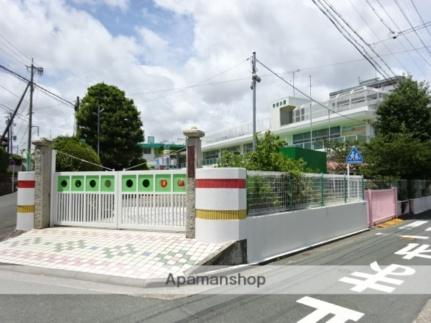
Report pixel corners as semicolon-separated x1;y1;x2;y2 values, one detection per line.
33;139;54;229
183;127;205;239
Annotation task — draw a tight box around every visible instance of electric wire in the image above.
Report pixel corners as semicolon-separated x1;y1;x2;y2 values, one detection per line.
256;58;366;123
374;0;431;67
346;0;410;74
312;0;390;79
393;0;431;58
321;0;396;77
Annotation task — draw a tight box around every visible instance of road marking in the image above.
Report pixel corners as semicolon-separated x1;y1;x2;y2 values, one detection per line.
339;261;415;293
426;227;431;232
395;243;431;260
400;235;430;240
296;296;364;323
399;221;428;230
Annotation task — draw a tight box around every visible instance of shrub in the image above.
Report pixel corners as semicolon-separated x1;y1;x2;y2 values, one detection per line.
53;136;102;171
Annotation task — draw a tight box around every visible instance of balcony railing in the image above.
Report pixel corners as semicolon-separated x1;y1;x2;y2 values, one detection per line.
293;135;369;150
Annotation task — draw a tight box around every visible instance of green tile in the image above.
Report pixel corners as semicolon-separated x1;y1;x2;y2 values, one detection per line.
57;176;70;192
122;175;137;192
86;176;100;192
71;176;85;192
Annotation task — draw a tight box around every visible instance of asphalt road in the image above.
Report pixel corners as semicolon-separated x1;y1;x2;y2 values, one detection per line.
0;195;431;322
0;193;17;241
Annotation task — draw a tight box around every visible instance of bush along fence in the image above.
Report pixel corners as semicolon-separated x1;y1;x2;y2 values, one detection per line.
247;171;363;216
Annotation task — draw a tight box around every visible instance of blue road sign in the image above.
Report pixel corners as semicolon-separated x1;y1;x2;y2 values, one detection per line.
346;146;363;164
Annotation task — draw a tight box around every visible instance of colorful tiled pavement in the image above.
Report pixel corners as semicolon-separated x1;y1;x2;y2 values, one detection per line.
0;228;232;280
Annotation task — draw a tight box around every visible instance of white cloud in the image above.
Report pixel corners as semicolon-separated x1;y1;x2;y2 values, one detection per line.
0;0;430;152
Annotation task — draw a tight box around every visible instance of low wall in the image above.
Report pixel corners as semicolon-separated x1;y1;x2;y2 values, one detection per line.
366;188;397;226
410;196;431;215
246;202;368;263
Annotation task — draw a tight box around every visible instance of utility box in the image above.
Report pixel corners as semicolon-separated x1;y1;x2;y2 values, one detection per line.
279;147;327;173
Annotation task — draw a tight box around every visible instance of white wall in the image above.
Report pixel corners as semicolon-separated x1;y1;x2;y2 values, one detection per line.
410;196;431;215
246;202;368;263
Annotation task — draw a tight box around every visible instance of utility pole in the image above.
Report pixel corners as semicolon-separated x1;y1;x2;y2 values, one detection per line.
250;51;261;151
26;58;43;170
309;75;313;150
74;96;80;136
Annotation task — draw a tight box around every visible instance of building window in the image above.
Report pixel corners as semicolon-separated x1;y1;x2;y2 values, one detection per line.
143;148;152;154
280;107;293;126
283;100;286;105
243;143;253;153
204;150;219;159
292;126;341;144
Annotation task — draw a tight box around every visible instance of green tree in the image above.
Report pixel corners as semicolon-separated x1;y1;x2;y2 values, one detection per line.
53;136;101;171
218;131;305;173
76;83;144;170
364;77;431;179
375;77;431;141
363;132;431;179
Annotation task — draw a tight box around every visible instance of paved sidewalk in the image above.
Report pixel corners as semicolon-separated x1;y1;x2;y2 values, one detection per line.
0;228;232;281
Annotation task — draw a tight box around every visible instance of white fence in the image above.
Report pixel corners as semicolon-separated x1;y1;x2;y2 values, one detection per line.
52;170;187;231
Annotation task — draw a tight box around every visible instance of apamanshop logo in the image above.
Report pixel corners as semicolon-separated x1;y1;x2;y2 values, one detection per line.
166;272;266;288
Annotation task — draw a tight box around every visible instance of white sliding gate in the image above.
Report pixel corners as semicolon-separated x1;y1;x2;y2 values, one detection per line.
51;170;187;231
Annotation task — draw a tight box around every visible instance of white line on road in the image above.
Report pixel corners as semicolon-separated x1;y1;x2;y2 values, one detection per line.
399;221;428;230
296;296;364;323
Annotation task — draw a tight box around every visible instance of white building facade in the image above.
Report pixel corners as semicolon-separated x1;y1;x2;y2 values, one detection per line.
202;77;402;165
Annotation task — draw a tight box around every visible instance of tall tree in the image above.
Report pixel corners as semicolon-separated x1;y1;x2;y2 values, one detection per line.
76;83;144;170
375;77;431;141
364;77;431;179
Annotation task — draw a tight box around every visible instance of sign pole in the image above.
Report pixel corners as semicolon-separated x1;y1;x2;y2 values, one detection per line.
347;163;350;201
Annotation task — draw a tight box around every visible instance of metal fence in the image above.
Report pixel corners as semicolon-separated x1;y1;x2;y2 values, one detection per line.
364;179;431;201
247;171;363;216
52;170;187;231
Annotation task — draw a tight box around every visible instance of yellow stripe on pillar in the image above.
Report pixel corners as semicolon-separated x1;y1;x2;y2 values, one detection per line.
17;205;35;213
196;209;246;220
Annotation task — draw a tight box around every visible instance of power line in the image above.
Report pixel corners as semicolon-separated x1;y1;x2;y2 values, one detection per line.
346;0;410;74
256;58;363;123
312;0;391;79
0;33;30;63
134;44;430;103
0;63;75;108
409;0;431;41
374;0;431;67
365;0;396;34
371;21;431;45
321;0;396;77
393;0;431;58
129;59;248;96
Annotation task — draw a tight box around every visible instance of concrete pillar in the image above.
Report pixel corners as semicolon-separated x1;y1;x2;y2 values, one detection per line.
183;127;205;239
16;171;35;230
33;139;53;229
195;168;247;243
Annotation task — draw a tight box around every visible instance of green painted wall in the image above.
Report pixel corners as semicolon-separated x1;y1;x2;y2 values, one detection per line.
279;147;327;173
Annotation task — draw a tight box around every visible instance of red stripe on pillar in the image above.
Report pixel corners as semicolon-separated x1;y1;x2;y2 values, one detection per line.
17;180;35;188
196;179;246;189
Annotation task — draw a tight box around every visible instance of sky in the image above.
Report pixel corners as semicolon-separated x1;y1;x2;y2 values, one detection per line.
0;0;431;153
